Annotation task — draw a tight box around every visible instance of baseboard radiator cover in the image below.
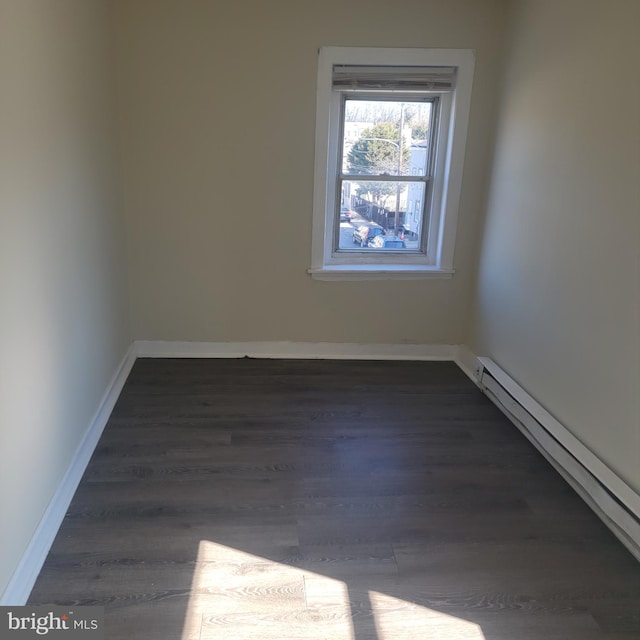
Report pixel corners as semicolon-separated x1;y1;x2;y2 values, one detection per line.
477;357;640;562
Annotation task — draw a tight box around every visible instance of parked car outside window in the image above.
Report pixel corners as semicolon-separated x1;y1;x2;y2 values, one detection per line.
352;225;385;247
340;206;355;222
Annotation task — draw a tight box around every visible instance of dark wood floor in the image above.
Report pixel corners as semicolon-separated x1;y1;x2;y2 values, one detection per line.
29;359;640;639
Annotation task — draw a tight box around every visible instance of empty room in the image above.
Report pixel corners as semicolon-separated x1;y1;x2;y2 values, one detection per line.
1;0;638;638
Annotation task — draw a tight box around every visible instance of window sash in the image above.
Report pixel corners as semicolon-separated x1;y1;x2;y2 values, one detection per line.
337;95;438;175
334;93;439;254
334;178;432;255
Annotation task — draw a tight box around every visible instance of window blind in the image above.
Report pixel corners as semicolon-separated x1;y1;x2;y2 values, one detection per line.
332;65;456;93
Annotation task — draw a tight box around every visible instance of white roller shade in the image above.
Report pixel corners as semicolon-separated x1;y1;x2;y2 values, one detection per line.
332;65;456;93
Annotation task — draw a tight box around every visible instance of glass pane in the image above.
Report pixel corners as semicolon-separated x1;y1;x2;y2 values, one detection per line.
342;100;432;176
337;180;426;251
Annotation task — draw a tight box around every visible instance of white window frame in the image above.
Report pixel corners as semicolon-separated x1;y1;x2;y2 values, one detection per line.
309;47;475;281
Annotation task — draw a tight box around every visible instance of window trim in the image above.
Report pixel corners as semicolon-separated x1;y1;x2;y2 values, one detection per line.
309;47;475;281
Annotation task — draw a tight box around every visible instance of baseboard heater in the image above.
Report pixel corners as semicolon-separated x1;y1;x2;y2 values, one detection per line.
476;357;640;562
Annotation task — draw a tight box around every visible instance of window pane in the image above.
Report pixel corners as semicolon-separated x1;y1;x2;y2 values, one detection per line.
337;180;426;251
342;100;432;176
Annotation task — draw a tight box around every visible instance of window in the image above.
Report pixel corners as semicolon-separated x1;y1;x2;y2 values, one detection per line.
309;47;475;280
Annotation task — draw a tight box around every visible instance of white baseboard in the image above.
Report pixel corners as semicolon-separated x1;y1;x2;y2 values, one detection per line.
0;345;137;605
475;354;640;561
134;340;458;361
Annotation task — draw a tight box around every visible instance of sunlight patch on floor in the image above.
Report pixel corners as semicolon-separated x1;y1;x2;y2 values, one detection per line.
369;590;486;640
181;540;355;640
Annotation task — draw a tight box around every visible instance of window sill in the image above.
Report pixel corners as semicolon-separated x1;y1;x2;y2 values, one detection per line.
307;265;455;281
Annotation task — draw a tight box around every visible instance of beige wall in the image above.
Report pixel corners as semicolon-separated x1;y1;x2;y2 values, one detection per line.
470;0;640;492
113;0;509;344
0;0;130;597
